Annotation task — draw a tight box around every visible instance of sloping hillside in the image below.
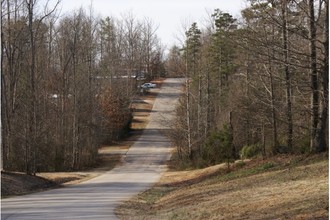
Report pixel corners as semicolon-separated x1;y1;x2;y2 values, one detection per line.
117;154;329;219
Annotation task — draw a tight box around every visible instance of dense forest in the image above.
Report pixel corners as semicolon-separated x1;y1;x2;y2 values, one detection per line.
1;0;328;173
1;0;164;173
166;0;328;167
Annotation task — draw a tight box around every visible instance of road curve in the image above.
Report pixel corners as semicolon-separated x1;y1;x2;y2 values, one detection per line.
1;78;184;220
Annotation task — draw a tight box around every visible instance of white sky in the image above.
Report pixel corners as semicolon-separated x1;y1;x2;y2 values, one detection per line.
47;0;247;48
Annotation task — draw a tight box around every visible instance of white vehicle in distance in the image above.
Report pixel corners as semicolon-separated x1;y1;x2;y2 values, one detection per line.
141;82;156;89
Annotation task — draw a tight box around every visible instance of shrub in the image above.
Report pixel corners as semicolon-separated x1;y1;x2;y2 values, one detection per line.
240;144;262;159
201;124;234;166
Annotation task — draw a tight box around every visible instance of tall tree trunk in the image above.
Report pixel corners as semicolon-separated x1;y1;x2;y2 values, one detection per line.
205;63;210;137
313;0;328;152
309;0;319;152
197;71;201;153
185;60;192;159
269;10;278;154
217;52;222;117
72;49;78;170
27;0;37;175
282;0;293;150
88;24;95;162
229;111;236;158
269;68;278;154
245;59;251;146
2;0;14;171
0;2;4;171
281;0;293;151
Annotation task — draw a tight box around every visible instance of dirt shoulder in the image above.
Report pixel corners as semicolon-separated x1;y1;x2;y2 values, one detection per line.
116;153;329;220
1;78;164;198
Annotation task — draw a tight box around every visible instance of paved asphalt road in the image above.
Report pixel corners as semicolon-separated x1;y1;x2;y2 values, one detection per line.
1;78;184;220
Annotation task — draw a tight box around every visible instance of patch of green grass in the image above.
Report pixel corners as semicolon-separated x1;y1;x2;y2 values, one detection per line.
259;162;275;170
218;168;258;181
139;187;175;205
213;153;328;184
214;162;277;183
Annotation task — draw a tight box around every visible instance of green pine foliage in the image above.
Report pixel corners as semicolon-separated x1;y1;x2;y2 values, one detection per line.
201;124;234;166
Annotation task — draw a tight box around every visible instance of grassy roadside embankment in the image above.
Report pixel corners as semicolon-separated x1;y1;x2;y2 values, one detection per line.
116;153;329;219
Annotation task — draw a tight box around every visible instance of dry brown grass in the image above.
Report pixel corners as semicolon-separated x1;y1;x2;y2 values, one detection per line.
116;154;329;220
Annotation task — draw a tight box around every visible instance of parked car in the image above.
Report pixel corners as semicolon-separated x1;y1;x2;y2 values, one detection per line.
141;82;156;89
